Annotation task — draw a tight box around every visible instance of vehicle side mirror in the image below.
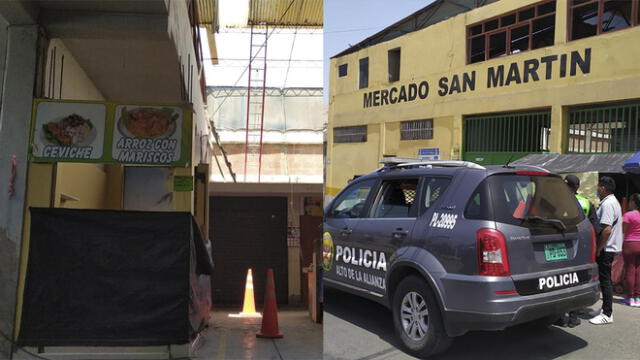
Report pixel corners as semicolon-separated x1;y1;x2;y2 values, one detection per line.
349;203;365;218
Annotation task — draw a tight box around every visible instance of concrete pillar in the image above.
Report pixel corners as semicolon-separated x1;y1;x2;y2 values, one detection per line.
549;105;568;153
554;0;569;45
451;114;463;161
0;25;39;359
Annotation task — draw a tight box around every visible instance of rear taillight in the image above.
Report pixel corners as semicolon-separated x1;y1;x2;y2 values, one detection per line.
589;225;596;264
477;228;510;276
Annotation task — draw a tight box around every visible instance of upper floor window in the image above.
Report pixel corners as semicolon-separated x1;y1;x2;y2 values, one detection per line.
334;125;367;143
388;48;401;82
570;0;639;41
467;0;556;64
359;57;369;89
338;64;348;77
401;119;433;140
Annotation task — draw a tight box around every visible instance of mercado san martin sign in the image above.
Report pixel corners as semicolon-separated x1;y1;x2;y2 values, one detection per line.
363;48;592;108
30;99;191;166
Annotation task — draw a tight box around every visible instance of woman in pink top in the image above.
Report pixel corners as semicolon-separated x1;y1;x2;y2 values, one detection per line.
622;193;640;306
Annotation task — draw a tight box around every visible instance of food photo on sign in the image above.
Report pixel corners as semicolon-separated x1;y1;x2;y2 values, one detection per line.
112;105;183;165
31;101;107;161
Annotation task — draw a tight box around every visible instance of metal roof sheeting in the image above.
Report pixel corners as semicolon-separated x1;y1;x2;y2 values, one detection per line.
197;0;218;28
196;0;219;65
512;153;634;174
249;0;322;28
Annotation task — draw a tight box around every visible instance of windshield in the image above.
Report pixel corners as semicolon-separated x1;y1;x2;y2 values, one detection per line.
466;174;583;231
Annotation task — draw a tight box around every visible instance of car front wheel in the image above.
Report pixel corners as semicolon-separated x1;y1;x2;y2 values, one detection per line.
392;275;452;358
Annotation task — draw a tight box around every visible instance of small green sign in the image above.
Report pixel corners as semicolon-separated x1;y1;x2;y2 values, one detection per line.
174;176;194;192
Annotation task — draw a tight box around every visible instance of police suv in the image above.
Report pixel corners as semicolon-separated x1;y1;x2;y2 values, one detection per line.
323;159;599;358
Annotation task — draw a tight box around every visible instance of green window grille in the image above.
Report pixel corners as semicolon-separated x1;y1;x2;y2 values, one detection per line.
567;102;640;153
464;111;551;152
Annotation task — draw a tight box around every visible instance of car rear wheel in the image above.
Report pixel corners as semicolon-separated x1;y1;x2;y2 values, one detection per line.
392;275;452;358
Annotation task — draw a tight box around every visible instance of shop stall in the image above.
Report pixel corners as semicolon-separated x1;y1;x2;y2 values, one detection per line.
14;99;212;355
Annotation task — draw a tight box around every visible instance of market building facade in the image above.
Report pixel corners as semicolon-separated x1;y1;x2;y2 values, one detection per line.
327;0;640;197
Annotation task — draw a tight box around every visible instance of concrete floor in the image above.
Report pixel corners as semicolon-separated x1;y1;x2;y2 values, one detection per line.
324;287;640;360
195;308;322;360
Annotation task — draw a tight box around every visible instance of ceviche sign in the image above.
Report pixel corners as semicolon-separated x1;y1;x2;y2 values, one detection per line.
30;99;192;166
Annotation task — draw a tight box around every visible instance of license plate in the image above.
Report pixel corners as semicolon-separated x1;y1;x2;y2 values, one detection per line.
544;243;568;261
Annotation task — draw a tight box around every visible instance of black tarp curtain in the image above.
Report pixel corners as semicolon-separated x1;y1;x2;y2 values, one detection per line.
18;208;212;347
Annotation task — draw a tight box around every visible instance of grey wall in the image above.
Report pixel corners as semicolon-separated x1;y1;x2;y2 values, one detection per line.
0;15;8;117
0;25;39;359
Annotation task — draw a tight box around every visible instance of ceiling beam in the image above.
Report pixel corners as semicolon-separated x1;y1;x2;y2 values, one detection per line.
40;9;169;40
0;0;39;25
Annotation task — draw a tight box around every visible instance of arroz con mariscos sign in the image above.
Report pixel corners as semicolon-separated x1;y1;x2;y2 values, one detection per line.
30;99;191;166
362;48;592;108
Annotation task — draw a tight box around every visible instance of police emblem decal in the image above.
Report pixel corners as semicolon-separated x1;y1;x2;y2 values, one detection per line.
322;232;334;271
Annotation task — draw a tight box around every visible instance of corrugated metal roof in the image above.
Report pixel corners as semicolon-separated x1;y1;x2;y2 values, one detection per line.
249;0;322;28
512;153;634;174
197;0;218;28
196;0;219;65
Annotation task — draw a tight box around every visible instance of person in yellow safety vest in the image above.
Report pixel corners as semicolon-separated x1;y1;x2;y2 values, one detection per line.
557;175;598;328
564;175;599;229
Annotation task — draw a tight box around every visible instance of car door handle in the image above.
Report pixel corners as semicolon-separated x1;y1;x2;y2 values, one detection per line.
392;229;409;239
340;228;352;236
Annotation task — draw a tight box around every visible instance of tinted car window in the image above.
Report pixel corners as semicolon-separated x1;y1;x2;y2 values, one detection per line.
466;174;583;228
423;177;451;210
328;179;376;218
369;178;419;218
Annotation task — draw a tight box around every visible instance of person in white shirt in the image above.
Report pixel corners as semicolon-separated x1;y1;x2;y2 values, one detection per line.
590;176;623;325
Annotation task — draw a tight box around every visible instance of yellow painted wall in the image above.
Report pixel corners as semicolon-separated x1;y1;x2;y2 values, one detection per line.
327;0;640;195
55;163;108;209
45;39;105;101
42;39;118;209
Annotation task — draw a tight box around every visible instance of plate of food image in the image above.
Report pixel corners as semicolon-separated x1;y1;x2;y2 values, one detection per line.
117;107;178;139
41;113;96;146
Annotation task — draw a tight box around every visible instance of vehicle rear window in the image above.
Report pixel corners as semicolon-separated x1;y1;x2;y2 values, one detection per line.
465;174;583;230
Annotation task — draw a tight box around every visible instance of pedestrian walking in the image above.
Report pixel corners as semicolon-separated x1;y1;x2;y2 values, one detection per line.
590;176;623;325
622;193;640;307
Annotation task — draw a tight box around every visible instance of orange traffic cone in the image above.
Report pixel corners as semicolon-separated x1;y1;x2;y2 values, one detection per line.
229;268;262;318
256;268;283;338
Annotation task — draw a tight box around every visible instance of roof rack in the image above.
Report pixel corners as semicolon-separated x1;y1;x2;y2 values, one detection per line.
379;157;485;171
507;164;549;172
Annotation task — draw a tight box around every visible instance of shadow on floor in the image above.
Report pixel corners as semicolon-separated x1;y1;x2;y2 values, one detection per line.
325;288;590;360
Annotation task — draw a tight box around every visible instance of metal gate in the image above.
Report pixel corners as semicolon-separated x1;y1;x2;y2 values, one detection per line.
567;101;640;153
463;110;551;165
210;196;288;306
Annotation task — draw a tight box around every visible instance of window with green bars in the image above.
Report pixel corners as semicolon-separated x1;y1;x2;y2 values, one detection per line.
567;102;640;153
464;111;551;152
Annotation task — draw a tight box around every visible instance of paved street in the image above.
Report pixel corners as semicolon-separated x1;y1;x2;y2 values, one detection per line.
196;308;322;360
324;287;640;360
